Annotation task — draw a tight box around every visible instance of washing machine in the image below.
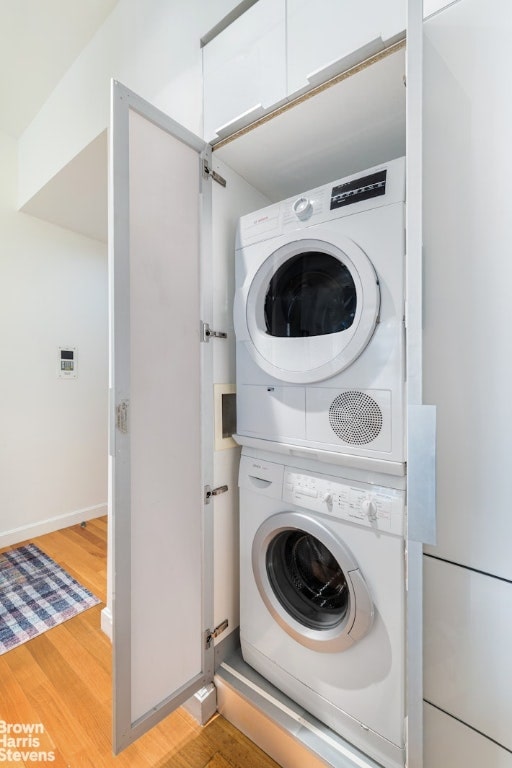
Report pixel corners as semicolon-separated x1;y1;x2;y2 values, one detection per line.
239;447;406;768
233;157;406;468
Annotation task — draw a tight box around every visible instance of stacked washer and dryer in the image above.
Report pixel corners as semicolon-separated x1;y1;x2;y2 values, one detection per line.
233;158;408;768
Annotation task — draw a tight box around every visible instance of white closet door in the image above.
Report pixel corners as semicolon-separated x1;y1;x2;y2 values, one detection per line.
110;81;213;752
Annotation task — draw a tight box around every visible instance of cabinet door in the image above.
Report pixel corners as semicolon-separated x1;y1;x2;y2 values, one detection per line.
423;0;454;16
203;0;286;142
110;81;214;752
287;0;406;96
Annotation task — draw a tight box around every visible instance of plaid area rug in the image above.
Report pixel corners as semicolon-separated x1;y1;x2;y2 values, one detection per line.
0;543;100;654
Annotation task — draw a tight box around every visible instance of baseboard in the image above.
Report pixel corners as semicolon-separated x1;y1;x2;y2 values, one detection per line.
101;606;113;640
0;503;107;548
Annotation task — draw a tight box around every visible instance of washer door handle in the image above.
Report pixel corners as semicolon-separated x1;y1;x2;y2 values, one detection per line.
347;568;375;642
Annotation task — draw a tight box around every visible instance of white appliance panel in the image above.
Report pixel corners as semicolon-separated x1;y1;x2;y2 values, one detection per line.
236;383;306;441
305;387;393;454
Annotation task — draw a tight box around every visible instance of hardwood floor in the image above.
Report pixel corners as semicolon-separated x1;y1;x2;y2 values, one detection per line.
0;518;280;768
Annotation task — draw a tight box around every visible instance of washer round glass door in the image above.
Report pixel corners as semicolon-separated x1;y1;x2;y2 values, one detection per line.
252;511;374;652
245;235;380;384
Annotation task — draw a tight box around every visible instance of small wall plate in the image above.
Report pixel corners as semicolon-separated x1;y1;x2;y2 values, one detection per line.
58;347;77;378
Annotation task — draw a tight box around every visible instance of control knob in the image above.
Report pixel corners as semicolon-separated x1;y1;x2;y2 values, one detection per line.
361;497;378;522
322;492;333;505
292;196;313;220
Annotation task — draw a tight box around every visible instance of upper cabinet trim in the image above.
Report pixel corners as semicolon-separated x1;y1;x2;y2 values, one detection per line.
200;0;260;47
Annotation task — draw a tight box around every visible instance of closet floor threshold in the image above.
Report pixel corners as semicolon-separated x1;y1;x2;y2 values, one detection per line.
215;647;382;768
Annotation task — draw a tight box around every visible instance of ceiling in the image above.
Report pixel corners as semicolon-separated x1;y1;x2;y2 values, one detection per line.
0;0;119;138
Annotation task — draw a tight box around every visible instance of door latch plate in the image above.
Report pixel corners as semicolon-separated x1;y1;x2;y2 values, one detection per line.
116;400;129;433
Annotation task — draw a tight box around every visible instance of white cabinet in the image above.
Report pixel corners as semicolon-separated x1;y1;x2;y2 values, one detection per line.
203;0;406;144
423;0;455;17
423;0;512;580
203;0;286;142
424;703;512;768
287;0;406;96
424;557;512;752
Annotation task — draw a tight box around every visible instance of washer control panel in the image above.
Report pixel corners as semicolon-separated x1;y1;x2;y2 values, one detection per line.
282;469;405;536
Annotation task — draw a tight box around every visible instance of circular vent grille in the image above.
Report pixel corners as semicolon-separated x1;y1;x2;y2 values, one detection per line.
329;391;383;445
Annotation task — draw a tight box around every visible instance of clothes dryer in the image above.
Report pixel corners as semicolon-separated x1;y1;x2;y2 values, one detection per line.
234;158;406;468
239;448;406;768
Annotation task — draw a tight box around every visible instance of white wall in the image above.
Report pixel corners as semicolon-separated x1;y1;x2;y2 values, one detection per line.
211;157;270;642
423;0;512;763
0;130;108;546
18;0;242;208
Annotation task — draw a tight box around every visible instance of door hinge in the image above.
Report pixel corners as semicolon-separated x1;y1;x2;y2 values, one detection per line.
204;484;229;504
205;619;229;649
201;321;227;342
202;159;227;187
116;400;129;434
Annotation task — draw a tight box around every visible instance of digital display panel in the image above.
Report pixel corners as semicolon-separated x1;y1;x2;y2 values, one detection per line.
330;169;387;210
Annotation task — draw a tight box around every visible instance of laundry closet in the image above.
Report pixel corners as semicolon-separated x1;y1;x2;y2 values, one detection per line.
109;2;432;767
4;0;508;765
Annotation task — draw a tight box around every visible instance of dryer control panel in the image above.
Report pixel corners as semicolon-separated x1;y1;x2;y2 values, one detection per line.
235;157;405;250
282;468;405;536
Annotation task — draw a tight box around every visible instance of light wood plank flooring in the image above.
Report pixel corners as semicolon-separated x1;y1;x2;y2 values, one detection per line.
0;518;280;768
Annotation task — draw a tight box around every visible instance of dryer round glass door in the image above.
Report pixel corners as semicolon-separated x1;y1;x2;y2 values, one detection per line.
252;511;374;652
245;235;380;383
264;251;357;339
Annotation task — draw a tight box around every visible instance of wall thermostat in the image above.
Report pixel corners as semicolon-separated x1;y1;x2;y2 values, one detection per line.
58;347;77;378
